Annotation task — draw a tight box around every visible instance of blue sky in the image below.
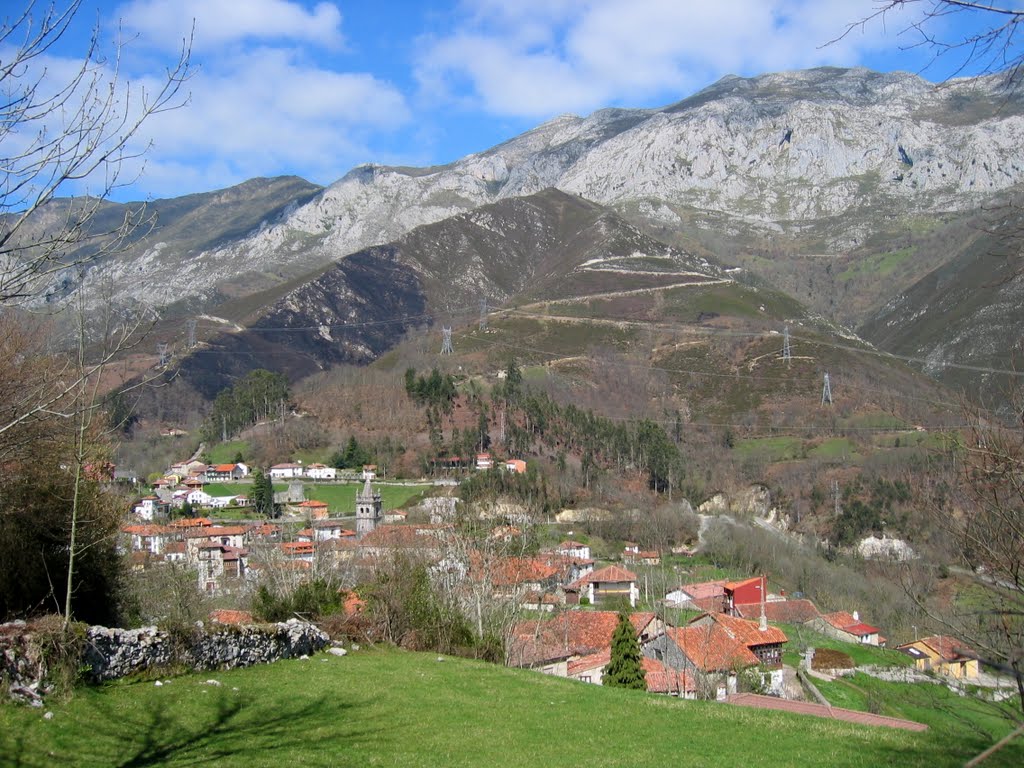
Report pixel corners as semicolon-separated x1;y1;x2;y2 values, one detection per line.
7;0;1009;200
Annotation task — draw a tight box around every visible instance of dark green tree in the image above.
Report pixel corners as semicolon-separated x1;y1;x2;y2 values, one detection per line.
251;469;275;517
603;611;647;690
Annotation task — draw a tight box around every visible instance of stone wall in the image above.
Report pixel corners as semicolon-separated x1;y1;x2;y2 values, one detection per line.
2;618;329;703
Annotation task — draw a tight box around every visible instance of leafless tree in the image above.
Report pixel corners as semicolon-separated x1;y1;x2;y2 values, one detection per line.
1;0;192;306
837;1;1024;87
906;402;1024;717
0;1;191;434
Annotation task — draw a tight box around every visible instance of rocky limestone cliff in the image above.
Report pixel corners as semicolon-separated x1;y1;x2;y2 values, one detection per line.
53;67;1024;315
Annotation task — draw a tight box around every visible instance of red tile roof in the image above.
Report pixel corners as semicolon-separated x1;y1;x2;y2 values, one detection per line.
247;523;282;537
122;524;174;536
726;693;928;731
185;525;246;538
212;464;237;472
572;564;637;587
342;591;365;616
679;580;728;601
281;542;315;555
209;609;253;625
511;611;658;659
643;656;696;694
487;556;562;587
915;635;977;662
666;613;786;673
170;517;212;528
567;650;695;694
734;599;820;624
822;611;880;636
725;576;763;591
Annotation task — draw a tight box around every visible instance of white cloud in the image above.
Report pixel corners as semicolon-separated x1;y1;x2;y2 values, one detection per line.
416;0;922;119
118;0;345;52
130;46;410;193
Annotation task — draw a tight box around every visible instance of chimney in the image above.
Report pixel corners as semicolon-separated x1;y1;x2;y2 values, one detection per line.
759;574;767;632
853;610;859;622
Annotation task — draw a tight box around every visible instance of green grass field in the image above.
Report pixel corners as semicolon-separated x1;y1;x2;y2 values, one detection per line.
811;672;1021;750
2;648;1019;767
733;436;804;462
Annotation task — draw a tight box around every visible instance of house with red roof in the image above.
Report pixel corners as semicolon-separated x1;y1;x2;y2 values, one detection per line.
724;576;767;613
569;565;639;608
122;524;176;555
504;459;527;474
623;548;661;566
204;463;246;482
510;610;664;666
485;556;563;598
665;580;728;612
269;462;304;479
312;520;357;542
813;610;883;646
246;522;282;541
132;495;167;521
897;635;979;680
294;499;330;519
183;525;246;559
306;463;337;480
553;540;591;561
279;541;316;562
643;613;788;699
567;649;698;698
734;598;820;625
169;517;212;529
196;542;248;594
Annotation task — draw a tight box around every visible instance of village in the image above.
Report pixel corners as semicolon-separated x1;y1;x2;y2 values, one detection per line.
118;452;994;731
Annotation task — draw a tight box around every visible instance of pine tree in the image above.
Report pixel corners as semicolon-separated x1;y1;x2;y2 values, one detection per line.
603;611;647;690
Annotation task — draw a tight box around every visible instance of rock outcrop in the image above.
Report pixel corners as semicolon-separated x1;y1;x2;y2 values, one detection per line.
2;619;330;702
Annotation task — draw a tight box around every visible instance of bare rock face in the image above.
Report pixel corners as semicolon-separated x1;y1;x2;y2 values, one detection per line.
83;619;330;681
857;534;916;561
49;67;1024;315
1;619;330;701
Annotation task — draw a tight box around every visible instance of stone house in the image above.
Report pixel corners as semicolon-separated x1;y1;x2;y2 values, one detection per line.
643;613;787;699
813;610;883;646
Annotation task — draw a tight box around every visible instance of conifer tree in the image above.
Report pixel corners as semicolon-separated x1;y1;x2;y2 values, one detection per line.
603;611;647;690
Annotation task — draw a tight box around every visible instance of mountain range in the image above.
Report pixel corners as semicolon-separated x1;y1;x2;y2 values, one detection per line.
24;66;1024;408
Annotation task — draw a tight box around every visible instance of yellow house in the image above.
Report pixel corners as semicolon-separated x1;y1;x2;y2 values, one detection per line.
897;635;979;680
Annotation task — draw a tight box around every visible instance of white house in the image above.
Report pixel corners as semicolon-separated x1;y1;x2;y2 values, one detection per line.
554;540;591;561
132;496;161;521
306;463;337;480
269;462;304;479
313;520;355;542
186;489;213;507
122;524;176;555
570;565;640;608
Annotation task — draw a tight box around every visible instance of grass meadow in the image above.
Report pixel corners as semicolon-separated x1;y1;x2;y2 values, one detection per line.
2;648;1020;767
